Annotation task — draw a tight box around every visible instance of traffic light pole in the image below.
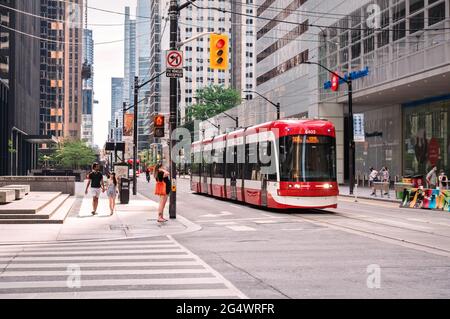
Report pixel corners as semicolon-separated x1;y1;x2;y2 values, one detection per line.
168;0;197;220
133;76;138;196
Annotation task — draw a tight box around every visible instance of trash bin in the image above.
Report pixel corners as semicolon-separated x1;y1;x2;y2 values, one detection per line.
120;178;130;204
412;175;424;188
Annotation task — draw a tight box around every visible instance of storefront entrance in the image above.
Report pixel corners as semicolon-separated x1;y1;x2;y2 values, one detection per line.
403;95;450;177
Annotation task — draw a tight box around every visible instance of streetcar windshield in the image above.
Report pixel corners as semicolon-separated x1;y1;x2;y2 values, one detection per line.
279;135;337;182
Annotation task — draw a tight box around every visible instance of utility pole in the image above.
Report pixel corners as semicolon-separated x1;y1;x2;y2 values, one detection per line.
169;0;178;219
304;61;355;195
133;76;138;195
168;0;197;219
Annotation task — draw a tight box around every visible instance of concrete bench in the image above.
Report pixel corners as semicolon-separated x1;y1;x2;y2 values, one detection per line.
0;189;15;204
373;182;390;198
5;184;30;194
0;186;26;200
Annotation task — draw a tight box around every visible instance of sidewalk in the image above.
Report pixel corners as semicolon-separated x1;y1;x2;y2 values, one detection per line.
0;183;200;245
339;185;401;203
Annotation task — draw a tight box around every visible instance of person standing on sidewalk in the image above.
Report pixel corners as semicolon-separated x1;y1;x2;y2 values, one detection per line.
85;163;105;216
154;162;170;223
380;166;390;196
438;170;448;190
426;166;438;189
369;167;379;196
106;173;118;216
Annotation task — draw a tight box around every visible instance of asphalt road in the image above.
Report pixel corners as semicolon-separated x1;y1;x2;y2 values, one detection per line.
138;176;450;298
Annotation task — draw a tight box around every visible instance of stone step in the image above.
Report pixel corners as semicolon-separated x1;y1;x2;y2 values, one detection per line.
0;196;75;224
0;194;69;220
0;192;61;215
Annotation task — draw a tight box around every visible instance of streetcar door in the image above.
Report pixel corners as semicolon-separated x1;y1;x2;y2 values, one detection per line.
261;175;268;207
231;171;237;200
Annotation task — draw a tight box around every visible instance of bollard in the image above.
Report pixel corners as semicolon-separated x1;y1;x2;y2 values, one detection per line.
354;184;358;202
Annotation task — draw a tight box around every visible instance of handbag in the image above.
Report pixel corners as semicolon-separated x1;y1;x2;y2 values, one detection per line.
155;180;167;196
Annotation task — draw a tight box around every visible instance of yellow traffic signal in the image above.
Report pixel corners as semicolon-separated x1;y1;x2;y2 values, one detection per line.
154;114;165;138
210;34;229;70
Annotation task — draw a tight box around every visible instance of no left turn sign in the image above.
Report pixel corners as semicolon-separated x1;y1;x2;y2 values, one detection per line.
166;50;183;69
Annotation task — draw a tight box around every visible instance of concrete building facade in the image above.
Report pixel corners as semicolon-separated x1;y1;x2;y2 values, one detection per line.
201;0;450;184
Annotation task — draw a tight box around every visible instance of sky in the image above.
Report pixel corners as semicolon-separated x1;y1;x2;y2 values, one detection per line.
89;0;136;148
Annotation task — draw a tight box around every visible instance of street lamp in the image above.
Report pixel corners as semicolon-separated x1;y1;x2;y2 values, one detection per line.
243;90;280;120
222;111;239;128
304;61;355;195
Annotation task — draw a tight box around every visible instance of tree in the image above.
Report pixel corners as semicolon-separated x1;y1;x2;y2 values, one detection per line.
187;85;241;121
54;140;97;169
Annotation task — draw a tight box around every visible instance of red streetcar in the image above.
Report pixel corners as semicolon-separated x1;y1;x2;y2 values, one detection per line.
190;120;339;209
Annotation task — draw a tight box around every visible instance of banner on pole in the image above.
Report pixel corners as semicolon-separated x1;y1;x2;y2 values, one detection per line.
123;113;134;136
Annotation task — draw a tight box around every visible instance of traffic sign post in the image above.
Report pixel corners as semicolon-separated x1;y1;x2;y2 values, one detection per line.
166;50;184;78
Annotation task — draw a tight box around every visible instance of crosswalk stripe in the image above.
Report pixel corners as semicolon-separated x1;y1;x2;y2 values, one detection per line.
0;254;192;262
0;240;173;249
0;278;223;289
0;236;246;299
0;269;211;277
0;261;201;269
0;289;239;299
0;248;185;257
4;245;181;252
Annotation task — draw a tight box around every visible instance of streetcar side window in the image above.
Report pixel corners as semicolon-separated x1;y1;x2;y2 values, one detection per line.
226;146;236;179
244;142;261;181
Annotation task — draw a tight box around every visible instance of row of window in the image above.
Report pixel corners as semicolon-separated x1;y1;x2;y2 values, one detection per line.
191;142;276;181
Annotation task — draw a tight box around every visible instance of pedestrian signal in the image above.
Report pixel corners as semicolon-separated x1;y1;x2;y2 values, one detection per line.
210;34;229;70
154;114;165;138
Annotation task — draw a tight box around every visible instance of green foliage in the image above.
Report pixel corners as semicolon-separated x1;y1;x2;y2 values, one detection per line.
54;140;97;169
8;139;16;154
187;85;241;121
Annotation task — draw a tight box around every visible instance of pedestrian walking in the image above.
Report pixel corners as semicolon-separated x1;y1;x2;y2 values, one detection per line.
426;166;438;189
154;162;170;223
106;173;118;216
369;167;379;196
145;166;151;183
380;166;390;195
438;170;448;190
85;162;105;216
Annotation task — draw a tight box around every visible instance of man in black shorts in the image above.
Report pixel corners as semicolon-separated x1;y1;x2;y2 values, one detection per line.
85;163;105;215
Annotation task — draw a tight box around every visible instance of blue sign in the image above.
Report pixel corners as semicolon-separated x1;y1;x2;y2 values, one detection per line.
324;67;369;90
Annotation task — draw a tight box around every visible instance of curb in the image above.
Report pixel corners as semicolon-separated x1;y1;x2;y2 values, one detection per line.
0;193;202;247
339;194;401;204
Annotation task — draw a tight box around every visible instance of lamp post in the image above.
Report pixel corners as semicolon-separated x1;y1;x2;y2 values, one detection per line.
222;111;239;128
304;61;355;195
243;90;280;120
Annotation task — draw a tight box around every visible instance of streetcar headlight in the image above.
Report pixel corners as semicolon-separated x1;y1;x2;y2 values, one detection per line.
323;184;332;189
294;184;301;189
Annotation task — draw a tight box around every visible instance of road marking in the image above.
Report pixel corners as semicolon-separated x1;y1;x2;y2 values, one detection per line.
0;289;240;299
195;216;289;223
214;222;237;226
0;236;247;299
226;226;256;232
200;211;233;218
253;220;280;224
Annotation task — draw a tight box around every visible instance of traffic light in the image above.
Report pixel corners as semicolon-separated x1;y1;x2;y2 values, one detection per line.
210;34;229;70
154;114;165;138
